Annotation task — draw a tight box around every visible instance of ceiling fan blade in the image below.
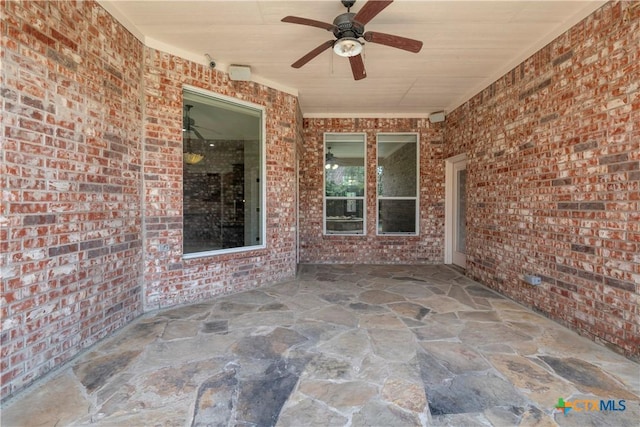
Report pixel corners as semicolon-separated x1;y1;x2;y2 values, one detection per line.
281;16;336;32
363;31;423;53
353;0;393;26
291;40;335;68
349;54;366;80
191;127;205;140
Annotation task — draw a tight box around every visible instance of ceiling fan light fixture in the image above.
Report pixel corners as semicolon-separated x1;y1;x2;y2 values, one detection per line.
333;37;363;57
184;152;204;165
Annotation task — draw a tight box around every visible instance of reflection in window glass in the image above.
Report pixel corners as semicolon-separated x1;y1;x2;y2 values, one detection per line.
182;88;264;256
377;133;419;234
456;169;467;252
378;200;417;233
324;133;366;235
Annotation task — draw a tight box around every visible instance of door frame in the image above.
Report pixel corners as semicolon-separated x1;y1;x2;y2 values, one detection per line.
444;153;467;266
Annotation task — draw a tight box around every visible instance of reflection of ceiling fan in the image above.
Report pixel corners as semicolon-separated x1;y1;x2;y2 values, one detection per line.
183;104;205;140
326;147;339;169
183;105;205;164
282;0;423;80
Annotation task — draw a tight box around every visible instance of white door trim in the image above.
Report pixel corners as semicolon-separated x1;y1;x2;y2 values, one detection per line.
444;153;467;265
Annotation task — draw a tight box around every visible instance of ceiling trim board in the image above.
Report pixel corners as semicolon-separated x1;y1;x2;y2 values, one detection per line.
303;113;434;119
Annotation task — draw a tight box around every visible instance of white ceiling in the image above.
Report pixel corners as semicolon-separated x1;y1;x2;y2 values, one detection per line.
99;0;606;118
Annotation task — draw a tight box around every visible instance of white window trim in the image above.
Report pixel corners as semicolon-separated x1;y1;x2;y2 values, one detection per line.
323;132;367;236
376;132;420;236
181;85;267;259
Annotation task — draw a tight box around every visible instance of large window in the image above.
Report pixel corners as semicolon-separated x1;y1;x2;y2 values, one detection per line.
377;133;419;235
182;87;265;257
324;133;366;235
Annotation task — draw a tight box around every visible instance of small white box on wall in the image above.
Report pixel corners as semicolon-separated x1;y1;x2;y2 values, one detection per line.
229;65;251;81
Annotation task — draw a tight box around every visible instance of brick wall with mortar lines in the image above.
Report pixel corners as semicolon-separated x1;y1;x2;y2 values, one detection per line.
444;1;639;359
300;118;445;264
1;0;301;401
1;0;144;399
142;49;300;310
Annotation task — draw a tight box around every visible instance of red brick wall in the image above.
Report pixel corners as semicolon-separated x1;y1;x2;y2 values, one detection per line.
142;48;300;310
444;1;639;359
300;118;445;263
1;0;300;400
1;0;144;399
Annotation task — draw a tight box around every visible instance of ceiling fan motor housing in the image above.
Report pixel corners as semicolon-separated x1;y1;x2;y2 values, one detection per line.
333;13;364;39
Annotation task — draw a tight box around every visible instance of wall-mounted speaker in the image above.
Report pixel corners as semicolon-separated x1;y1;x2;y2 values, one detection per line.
229;65;251;81
429;111;446;123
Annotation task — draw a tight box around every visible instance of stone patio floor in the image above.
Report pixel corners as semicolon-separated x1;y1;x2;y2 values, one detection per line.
2;264;639;427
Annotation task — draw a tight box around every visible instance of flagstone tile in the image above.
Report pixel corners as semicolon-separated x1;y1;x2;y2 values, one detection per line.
517;406;557;427
351;400;422;427
368;328;417;362
459;321;534;346
431;412;492;427
157;303;214;319
300;304;358;328
276;398;349;427
161;320;200;340
388;302;431;320
359;289;406;304
201;319;228;334
412;320;458;341
3;264;638;427
191;370;237;427
316;328;372;361
426;373;528;415
387;283;435;299
231;327;308;359
421;341;491;374
359;313;408;330
0;372;90;427
298;379;377;408
381;378;428;413
489;354;577;407
73;350;141;393
458;310;501;322
413;295;472;313
301;353;354;380
228;310;295;329
539;356;639;400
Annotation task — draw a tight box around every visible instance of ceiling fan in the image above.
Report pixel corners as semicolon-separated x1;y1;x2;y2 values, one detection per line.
183;105;205;141
282;0;423;80
183;105;206;164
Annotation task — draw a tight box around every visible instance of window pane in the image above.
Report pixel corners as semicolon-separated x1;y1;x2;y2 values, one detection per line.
377;137;417;197
324;133;366;235
456;169;467;253
326;166;365;197
326;199;365;234
325;137;365;197
378;200;416;233
183;89;263;255
376;133;418;235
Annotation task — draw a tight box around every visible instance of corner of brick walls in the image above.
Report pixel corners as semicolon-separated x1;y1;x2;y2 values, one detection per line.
444;1;639;360
1;0;300;401
299;118;445;264
142;48;299;310
1;0;144;399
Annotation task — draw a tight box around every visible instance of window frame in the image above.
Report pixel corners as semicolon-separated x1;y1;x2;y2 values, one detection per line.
323;132;367;236
376;132;420;236
182;85;266;259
